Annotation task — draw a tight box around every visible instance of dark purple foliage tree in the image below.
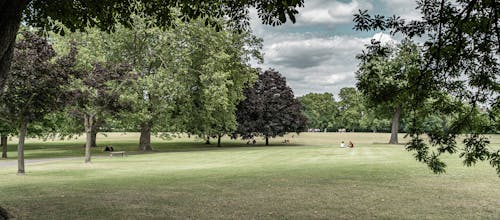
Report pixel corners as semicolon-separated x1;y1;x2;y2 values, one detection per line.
236;69;307;145
0;31;77;175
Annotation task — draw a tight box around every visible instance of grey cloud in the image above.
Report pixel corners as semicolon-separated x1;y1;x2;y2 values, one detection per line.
249;0;397;97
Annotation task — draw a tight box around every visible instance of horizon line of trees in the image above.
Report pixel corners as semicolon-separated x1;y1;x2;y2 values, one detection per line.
299;89;498;135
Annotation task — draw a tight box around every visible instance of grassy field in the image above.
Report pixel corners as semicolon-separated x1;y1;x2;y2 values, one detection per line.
0;132;410;159
0;133;499;219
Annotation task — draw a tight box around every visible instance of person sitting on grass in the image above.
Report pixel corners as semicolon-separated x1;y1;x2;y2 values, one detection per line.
348;141;354;148
340;141;345;148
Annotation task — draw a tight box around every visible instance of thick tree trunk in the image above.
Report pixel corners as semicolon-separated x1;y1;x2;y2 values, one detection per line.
217;135;221;147
265;136;269;146
1;135;7;159
139;122;152;151
0;1;27;91
84;114;94;163
389;106;402;144
17;121;27;175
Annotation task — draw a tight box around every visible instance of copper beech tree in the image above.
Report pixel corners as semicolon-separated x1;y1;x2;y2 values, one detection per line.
0;31;78;175
235;69;307;145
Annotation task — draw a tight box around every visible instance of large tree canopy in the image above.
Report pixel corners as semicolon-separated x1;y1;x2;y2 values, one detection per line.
67;62;133;163
173;19;262;147
354;0;500;175
0;0;304;90
356;40;423;144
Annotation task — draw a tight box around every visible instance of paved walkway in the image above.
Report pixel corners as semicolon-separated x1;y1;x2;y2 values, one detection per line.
0;157;102;167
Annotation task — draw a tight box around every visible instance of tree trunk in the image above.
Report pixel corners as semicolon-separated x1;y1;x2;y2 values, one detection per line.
0;1;27;91
90;131;97;148
17;121;27;175
1;135;7;159
389;106;402;144
139;122;152;151
90;122;98;148
84;114;94;163
265;136;269;146
205;136;210;145
217;135;221;147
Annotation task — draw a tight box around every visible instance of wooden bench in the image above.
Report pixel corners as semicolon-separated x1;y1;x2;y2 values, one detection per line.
110;151;127;157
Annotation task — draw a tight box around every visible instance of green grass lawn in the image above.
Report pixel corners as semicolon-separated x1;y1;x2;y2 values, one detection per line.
0;132;411;159
0;133;499;219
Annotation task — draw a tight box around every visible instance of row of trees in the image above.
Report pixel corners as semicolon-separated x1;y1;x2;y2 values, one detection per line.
300;40;497;146
299;89;391;134
1;15;306;174
300;86;496;145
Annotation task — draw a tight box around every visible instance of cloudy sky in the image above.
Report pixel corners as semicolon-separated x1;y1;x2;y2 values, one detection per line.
249;0;421;97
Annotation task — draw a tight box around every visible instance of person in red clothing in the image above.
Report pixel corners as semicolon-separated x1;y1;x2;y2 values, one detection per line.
348;141;354;148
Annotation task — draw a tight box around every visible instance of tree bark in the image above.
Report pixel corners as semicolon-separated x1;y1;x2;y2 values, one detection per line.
1;135;7;159
84;114;94;163
265;136;269;146
90;131;97;148
17;121;27;175
217;135;221;147
139;122;153;151
389;106;402;144
0;1;27;91
90;122;98;148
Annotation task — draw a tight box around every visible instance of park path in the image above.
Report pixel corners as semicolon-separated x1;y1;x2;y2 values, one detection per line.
0;157;107;167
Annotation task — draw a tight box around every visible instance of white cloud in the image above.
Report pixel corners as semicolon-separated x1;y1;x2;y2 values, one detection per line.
380;0;422;21
372;32;397;45
296;0;373;25
249;0;405;97
254;33;396;96
265;36;368;68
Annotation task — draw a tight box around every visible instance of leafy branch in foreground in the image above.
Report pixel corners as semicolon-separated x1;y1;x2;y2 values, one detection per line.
353;0;499;175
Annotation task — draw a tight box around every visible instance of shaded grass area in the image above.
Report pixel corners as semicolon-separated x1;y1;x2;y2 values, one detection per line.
0;133;499;219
